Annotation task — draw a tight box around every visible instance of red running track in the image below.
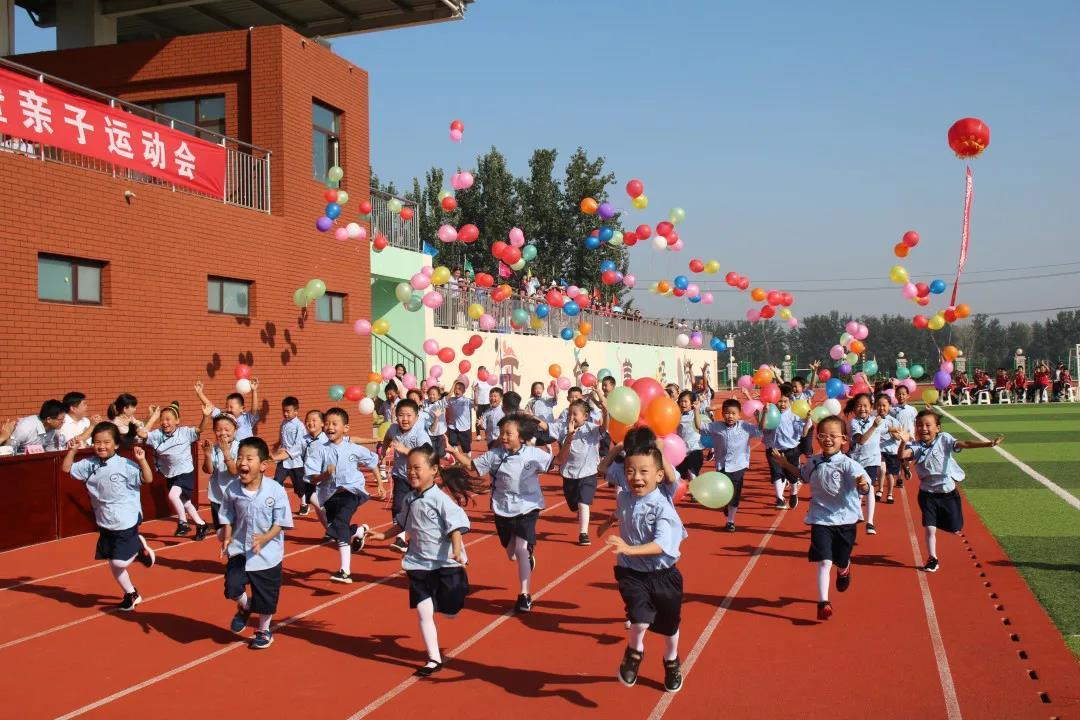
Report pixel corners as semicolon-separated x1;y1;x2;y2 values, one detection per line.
1;459;1077;719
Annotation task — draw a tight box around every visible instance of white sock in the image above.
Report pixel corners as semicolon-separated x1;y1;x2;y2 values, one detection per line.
338;543;351;574
817;560;832;602
258;614;272;632
726;505;738;524
109;559;135;594
236;592;250;611
184;501;205;525
417;598;442;663
354;524;369;540
865;487;876;524
396;531;406;542
627;623;648;652
513;537;531;595
578;504;591;534
925;526;938;558
663;631;680;661
773;480;785;500
167;486;187;523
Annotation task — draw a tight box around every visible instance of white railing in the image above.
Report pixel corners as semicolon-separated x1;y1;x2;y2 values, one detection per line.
370;188;420;251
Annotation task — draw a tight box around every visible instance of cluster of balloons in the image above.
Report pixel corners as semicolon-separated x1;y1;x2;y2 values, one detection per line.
825;320;872;378
605;378;690;468
675;330;707;349
927;344;962;403
579;196;618;220
292;278;327;309
709;336;728;352
688;258;722;275
450;171;475;191
436;222;479;244
449;119;464;143
746;286;799;327
888;233;974;331
234;364;253;394
544;285;592;319
648;277;715;305
385;196;414;222
490;228;537;272
911;302;972;331
352;317;389;336
394;265;451;313
625;178;648;209
893;230;919;258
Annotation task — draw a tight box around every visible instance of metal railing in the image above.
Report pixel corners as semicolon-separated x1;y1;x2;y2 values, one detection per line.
373;333;426;378
431;287;696;346
0;58;271;213
370;188;420;252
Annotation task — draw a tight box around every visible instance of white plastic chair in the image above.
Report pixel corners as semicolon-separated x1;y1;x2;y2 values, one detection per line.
959;388;972;405
1015;388;1027;403
976;390;991;405
1066;387;1077;403
997;388;1011;404
1033;387;1048;404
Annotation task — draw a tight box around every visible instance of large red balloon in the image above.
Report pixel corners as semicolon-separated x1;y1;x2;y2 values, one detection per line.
474;273;494;288
689;258;705;273
636;224;652;239
438;347;455;363
725;271;739;286
491;241;508;259
458;224;480;243
947;117;990;159
234;364;252;380
631;378;665;413
344;385;363;401
626;179;644;198
656;221;674;238
441;195;457;212
760;383;780;404
546;289;565;308
502;246;522;265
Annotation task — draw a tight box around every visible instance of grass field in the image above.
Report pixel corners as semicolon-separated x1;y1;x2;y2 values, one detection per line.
938;403;1080;661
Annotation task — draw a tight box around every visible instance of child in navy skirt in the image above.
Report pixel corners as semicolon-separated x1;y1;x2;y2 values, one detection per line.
145;401;211;539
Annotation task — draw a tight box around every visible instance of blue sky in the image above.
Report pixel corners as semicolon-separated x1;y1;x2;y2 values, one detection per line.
13;1;1080;322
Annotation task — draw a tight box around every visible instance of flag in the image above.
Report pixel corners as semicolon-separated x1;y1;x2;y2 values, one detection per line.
498;261;512;279
422;241;438;258
464;257;475;279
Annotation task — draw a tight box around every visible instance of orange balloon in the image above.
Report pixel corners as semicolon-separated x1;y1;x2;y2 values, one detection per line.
849;339;865;355
893;243;909;258
942;345;959;362
574;334;588;348
578;321;592;335
955;303;971;319
608;419;630;444
368;372;382;383
750;287;766;302
752;368;773;386
580;197;598;214
644;397;681;437
657;280;671;294
548;364;562;378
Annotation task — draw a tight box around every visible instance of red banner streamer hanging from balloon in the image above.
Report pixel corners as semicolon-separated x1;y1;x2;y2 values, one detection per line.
951;165;973;306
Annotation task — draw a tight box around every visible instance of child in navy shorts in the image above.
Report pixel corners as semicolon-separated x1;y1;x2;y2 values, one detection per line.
702;398;763;531
201;414;239;533
554;397;606;545
273;396;312;515
145;402;211;539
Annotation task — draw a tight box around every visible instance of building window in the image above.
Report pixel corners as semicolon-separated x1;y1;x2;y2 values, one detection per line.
144;95;226;141
316;292;345;323
208;276;250;316
312;100;341;181
37;254;104;305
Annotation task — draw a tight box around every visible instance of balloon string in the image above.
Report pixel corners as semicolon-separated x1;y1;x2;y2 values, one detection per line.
950;164;974;307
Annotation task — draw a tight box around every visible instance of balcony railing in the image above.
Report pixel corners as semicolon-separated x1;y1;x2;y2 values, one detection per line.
432;287;696;347
0;58;271;213
370;188;420;252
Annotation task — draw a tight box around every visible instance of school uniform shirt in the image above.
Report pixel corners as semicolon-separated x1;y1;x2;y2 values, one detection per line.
304;438;379;503
59;415;91;448
69;453;144;531
219;478;294;571
472;445;552;517
474;380;493;406
676;411;703;452
397;484;471;571
528;396;558;424
614;487;687;572
208;439;241;504
5;415;61;453
763;409;802;450
890;404;917;435
380;397;400;426
145;427;200;477
483;405;505;444
849;416;886;467
421;400;448;437
446;396;474;432
212;408;259;441
800;452;867;526
907;432;965;493
278;417;307;470
877;414;902;455
558;421;602;478
301;431;327;461
705;421;762;472
385;423;433;480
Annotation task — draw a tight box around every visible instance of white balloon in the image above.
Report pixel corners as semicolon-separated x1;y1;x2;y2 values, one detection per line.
823;398;842;416
675;333;690;348
652;235;668;250
346;222;362;239
358;397;375;415
235;379;252;394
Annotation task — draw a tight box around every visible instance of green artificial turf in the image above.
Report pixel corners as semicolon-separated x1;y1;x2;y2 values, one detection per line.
940;404;1080;661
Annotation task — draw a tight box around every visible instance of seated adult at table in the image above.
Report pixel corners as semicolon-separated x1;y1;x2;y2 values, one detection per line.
59;391;101;449
2;400;67;453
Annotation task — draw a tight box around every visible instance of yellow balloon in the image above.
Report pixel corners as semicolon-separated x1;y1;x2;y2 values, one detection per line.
431;266;451;286
927;314;945;331
703;259;721;274
467;303;484;320
375;420;390;439
371;318;390;335
779;307;792;320
923;389;940;405
791;398;811;419
889;265;909;285
632;194;649;209
529;315;544;330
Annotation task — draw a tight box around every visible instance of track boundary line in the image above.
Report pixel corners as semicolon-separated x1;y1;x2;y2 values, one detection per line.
938;407;1080;510
648;509;785;720
899;483;963;720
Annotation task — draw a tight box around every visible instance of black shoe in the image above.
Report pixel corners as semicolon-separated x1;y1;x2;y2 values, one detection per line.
725;522;736;532
865;523;877;535
194;523;210;541
789;492;800;509
515;593;532;612
118;590;141;612
896;478;905;488
137;536;155;568
578;532;591;546
663;657;683;693
390;536;408;554
330;570;352;584
886;495;895;504
351;525;368;554
618;647;643;687
414;659;443;677
924;557;939;573
175;522;191;537
298;504;310;517
836;567;851;592
230;608;252;633
875;491;882;501
817;601;833;620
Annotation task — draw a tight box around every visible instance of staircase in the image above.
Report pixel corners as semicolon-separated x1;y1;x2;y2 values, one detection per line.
372;333;425;380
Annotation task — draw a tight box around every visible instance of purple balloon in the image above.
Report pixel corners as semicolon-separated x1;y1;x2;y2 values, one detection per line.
933;371;952;391
316;216;333;232
838;363;852;376
597;201;615;220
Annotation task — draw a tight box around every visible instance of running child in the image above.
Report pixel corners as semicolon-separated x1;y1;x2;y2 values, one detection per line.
554;395;607;546
899;410;1004;573
445;381;474;455
891;384;917;487
201;414;239;533
301;409;330;530
366;445;483;677
422;386;449;461
845;393;888;535
380;399;432;554
272;396;313;515
598;445;687;694
145;402;211;539
674;391;705;482
62;422;156;611
599;427;680;501
703;398;763;531
195;379;261;441
872;394;903;505
480;387;505;449
527;381;560;456
219;436;294;649
449;413;551;612
761;385;811;510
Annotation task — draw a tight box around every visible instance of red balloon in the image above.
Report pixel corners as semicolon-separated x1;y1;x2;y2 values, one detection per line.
626;179;644;198
234;364;252;380
737;277;750;291
458;360;471;374
656;221;674;238
469;334;482;347
902;230;920;248
474;273;494;288
947;117;991;159
631;378;665;415
462;345;474;356
760;383;780;404
575;293;591;309
913;314;929;329
601;270;618;285
458;224;480;243
672;288;686;297
344;385;363;401
915;282;930;298
636;224;652;239
916;296;930;306
491;241;508;259
546;289;565;308
450;119;464;132
725;271;739;286
766;290;781;306
689;258;705;273
502;246;522;265
441;195;457;212
817;369;832;382
438;347;455;363
760;305;776;319
373;234;388;251
358;200;372;215
780;292;794;307
623;231;638;246
399;207;414;221
589;228;600;237
323;189;339;203
944;308;957;323
477;368;489;382
666;232;679;247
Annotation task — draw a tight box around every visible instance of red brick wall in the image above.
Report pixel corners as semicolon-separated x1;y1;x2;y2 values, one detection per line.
0;26;373;436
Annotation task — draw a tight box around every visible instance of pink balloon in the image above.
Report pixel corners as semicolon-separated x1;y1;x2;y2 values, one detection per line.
334;227;349;241
856;323;869;340
830;344;845;360
556;376;572;391
884;388;896;401
661;434;688;467
456;172;474;190
737;375;754;391
508;227;525;247
354;226;368;242
430;365;443;378
623;273;636;288
902;282;918;299
787;317;799;328
940;361;954;374
702;292;714;305
381;365;395;380
746;308;760;322
686;284;699;298
479;314;496;331
422;291;444;309
690;334;703;348
845;320;859;335
742;399;763;420
437;224;458;242
670;238;684;251
449;128;463;142
421;265;434;277
567;285;579;297
450;174;463;191
902;379;917;393
402;373;417;389
411;273;431;290
353;319;372;336
423;339;439;355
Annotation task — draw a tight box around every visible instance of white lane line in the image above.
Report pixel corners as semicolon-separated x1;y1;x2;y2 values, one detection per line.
900;482;962;720
346;542;611;720
938;407;1080;511
648;510;785;720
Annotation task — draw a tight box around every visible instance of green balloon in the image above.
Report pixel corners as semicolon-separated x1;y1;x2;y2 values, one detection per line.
365;382;380;399
597;368;612;381
305;278;326;299
327;166;344;182
292;288;309;308
395;282;413;303
896;366;911;380
910;364;925;379
810;406;831;424
763;403;781;430
387;198;403;213
607;386;641;425
511;308;529;325
406;293;423;312
337;190;349;204
689;471;733;509
438;190;452;201
328;384;345;401
668;207;687;225
862;360;878;377
521;244;537;261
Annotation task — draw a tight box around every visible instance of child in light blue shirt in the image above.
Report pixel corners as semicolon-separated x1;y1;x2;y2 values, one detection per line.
554;397;607;545
703;398;763;530
381;399;432;553
201;414;239;532
145;401;210;539
760;388;811;510
272;396;311;515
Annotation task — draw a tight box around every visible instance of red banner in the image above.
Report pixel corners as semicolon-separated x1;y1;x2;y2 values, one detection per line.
950;165;973;306
0;66;226;198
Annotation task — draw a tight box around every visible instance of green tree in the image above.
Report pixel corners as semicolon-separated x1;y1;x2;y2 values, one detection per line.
514;148;566;286
560;147;627;300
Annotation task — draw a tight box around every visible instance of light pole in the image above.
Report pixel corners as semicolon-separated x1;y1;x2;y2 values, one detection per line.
782;354;793;382
726;333;737;389
955;349;967;374
896;351;908;377
1014;348;1026;372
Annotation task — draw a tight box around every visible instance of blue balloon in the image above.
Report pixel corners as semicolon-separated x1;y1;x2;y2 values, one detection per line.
929;279;946;295
825;378;845;399
600;259;617;273
673;275;689;290
563;300;580;316
598;226;614;242
710;338;727;352
584;236;601;250
689;295;702;303
535;303;549;319
700;433;714;449
325;202;341;219
560;327;574;340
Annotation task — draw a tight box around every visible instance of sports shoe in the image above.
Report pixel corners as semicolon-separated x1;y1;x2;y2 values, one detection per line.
924;557;940;573
817;601;833;620
174;522;191;536
789;483;801;509
118;590;142;612
249;630;273;649
194;523;210;541
725;522;736;533
230;609;251;633
663;657;683;693
875;491;882;501
137;536;156;568
414;659;443;678
578;532;591;546
896;477;905;488
866;523;877;535
390;536;408;554
774;499;787;510
515;593;532;612
330;570;352;584
618;647;643;687
836;566;852;592
351;525;369;554
298;504;310;517
886;495;895;504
